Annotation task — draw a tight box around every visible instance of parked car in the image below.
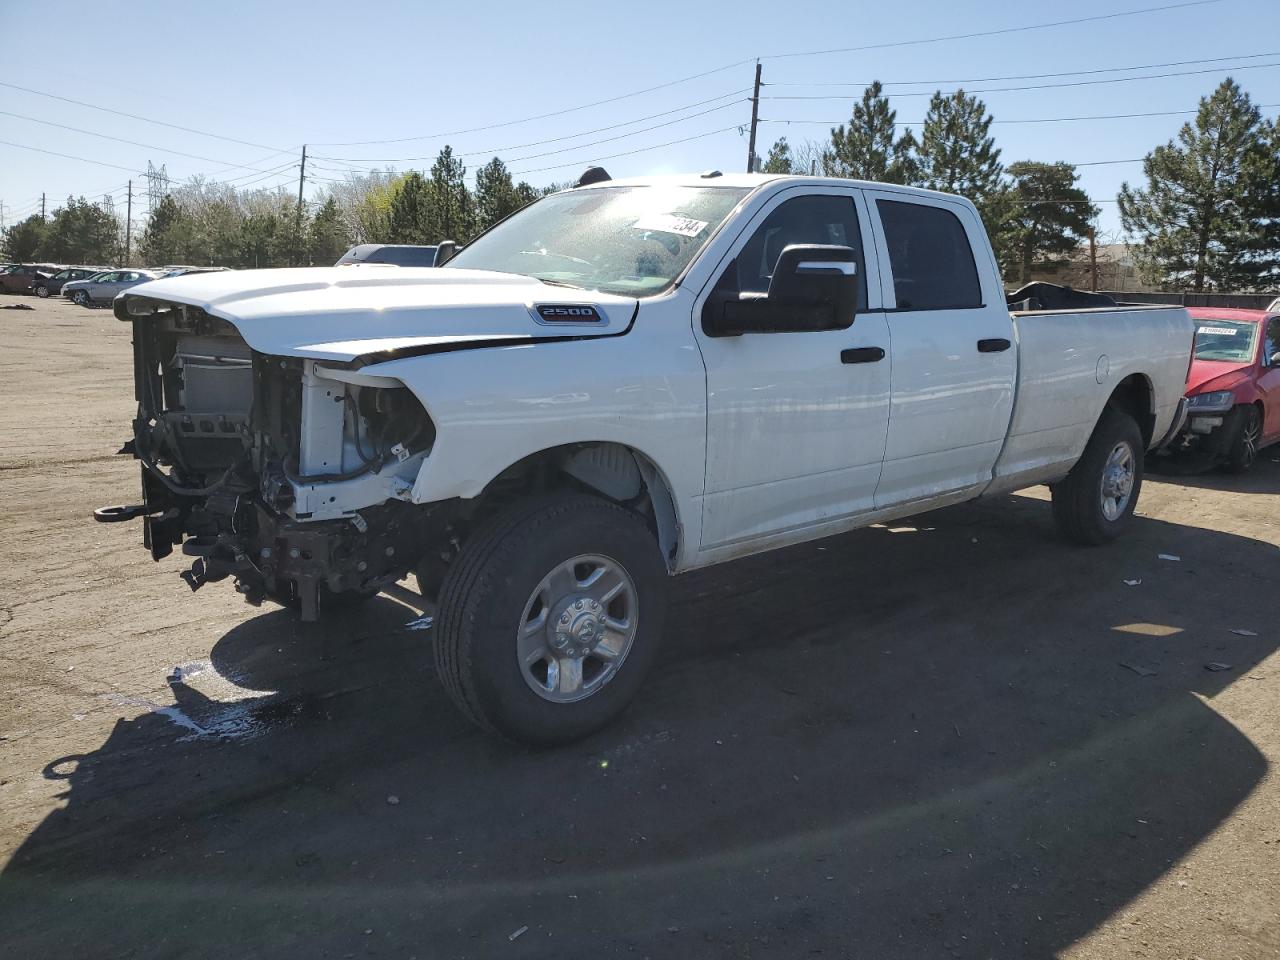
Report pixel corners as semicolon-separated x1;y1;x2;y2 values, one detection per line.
102;172;1193;745
62;269;160;306
157;265;232;278
33;267;104;298
0;263;60;294
1162;307;1280;472
336;243;439;267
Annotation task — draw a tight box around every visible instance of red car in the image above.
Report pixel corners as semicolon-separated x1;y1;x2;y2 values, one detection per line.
1170;308;1280;472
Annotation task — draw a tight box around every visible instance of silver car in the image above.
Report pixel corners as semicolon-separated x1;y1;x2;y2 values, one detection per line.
63;269;160;306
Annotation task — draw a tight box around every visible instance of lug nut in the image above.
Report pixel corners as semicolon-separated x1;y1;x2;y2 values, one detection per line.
259;547;272;559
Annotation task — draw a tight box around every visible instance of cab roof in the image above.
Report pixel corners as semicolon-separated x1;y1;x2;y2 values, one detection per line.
570;172;972;204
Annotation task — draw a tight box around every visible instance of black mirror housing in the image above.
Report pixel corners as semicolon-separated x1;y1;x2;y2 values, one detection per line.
705;244;859;337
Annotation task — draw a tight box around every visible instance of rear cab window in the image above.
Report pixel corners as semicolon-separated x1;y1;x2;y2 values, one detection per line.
876;199;982;311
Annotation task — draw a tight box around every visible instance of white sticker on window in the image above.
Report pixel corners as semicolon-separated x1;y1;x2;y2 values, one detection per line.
631;214;709;238
1197;326;1239;336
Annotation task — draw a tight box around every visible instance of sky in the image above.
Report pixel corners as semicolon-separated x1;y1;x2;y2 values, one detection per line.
1;0;1278;237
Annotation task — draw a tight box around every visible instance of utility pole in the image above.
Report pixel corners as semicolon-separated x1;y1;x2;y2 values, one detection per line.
40;192;46;222
125;180;133;267
295;145;308;266
1088;226;1098;292
746;60;762;173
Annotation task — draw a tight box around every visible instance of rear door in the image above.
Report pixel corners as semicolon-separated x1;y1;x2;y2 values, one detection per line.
865;192;1017;508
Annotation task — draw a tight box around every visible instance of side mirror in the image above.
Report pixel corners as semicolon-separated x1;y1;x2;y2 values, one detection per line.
433;241;457;266
705;244;859;337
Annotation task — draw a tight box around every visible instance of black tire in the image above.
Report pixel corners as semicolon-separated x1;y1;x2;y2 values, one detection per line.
72;291;89;306
434;493;667;746
1051;407;1144;545
34;284;49;298
1224;405;1262;474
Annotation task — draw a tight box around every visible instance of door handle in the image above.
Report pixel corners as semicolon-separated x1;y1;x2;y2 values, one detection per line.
841;346;886;364
977;338;1012;353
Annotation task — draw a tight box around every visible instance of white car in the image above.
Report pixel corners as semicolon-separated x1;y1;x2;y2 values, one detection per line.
104;173;1193;744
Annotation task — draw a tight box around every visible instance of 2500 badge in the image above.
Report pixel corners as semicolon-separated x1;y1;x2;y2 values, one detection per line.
534;304;603;324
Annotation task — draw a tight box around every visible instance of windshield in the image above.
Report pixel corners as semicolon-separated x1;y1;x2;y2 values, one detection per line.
447;185;750;296
1193;319;1259;362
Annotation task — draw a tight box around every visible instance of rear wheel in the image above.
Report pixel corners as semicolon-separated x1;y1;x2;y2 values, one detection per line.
34;284;49;298
1225;405;1262;474
1051;408;1144;545
434;493;667;745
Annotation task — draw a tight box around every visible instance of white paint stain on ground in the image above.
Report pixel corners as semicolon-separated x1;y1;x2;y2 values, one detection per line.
405;615;434;631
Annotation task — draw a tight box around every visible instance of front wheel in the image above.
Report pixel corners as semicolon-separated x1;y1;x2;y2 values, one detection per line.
1224;405;1262;474
1051;408;1144;545
434;493;668;745
72;290;90;306
34;284;49;298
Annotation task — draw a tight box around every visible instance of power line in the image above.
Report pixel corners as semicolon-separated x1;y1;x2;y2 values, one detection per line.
765;50;1280;87
760;0;1220;60
0;109;309;175
312;90;751;164
310;60;755;148
508;124;743;177
762;60;1280;100
0;79;286;152
761;103;1280;127
0;138;140;172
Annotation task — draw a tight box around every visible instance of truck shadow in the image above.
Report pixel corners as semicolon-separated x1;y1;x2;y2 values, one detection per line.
2;495;1276;959
1147;450;1280;494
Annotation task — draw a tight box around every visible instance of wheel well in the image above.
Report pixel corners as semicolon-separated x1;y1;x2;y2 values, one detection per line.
1107;374;1155;449
478;442;681;571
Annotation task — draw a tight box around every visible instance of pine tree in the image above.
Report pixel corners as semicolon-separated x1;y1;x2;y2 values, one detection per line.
140;195;184;265
760;138;794;174
823;82;919;184
1;215;48;261
43;197;120;264
387;172;432;244
428;146;474;241
474;158;523;232
998;162;1098;285
1118;79;1273;291
917;89;1002;198
308;196;351;265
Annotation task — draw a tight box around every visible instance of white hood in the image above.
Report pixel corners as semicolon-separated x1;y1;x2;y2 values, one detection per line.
121;267;638;363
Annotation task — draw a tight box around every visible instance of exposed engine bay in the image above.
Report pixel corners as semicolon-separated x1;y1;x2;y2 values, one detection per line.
111;299;448;619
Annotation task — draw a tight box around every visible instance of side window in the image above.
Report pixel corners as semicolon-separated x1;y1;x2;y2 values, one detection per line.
1265;317;1280;365
876;199;983;311
722;194;866;310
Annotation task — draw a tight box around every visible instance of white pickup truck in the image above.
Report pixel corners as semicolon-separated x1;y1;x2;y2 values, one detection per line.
106;173;1193;744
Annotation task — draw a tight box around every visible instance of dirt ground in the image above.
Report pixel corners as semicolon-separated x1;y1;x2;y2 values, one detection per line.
1;294;1278;959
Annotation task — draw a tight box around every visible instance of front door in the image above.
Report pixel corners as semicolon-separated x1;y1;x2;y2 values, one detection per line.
694;186;891;550
864;192;1018;508
1260;315;1280;445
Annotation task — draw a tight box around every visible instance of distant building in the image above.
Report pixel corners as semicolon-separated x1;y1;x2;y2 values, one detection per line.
1027;243;1161;294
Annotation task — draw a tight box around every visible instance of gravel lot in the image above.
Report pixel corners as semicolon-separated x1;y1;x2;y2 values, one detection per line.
1;294;1278;959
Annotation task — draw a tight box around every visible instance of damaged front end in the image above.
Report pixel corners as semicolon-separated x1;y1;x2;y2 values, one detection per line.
100;294;448;619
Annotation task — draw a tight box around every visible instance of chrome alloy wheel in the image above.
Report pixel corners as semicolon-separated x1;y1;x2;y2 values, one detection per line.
517;554;638;703
1100;440;1136;521
1239;408;1261;469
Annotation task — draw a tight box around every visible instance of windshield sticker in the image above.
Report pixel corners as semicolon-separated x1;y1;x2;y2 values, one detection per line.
631;214;709;238
1197;326;1239;336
